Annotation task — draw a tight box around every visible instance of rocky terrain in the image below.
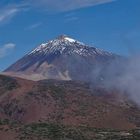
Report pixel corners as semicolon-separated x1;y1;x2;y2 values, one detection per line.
0;74;140;140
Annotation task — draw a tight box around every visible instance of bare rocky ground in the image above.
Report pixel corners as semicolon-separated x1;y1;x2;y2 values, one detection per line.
0;74;140;140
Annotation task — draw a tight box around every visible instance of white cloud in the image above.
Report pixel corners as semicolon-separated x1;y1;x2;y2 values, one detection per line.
0;43;16;58
29;0;116;12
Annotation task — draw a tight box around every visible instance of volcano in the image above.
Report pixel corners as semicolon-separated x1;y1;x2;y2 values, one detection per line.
4;35;117;81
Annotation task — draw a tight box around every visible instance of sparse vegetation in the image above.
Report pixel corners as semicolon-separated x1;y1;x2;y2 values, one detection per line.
0;75;19;91
0;76;140;140
0;120;140;140
49;85;66;100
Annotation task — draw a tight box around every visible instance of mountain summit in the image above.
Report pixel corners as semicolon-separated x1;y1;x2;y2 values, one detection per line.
5;35;116;81
28;35;112;57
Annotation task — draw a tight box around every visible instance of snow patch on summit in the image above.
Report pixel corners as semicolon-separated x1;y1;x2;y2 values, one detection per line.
64;37;75;43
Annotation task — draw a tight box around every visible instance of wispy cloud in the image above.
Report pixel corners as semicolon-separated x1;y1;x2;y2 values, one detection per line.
0;0;116;24
0;43;16;58
0;3;27;24
66;17;79;21
64;13;79;22
26;22;42;30
29;0;116;12
0;8;17;23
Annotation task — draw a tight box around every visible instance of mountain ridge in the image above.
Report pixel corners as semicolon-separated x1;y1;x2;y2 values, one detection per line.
28;35;113;56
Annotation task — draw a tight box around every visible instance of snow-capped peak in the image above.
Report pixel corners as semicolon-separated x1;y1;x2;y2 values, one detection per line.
64;37;75;43
28;35;113;57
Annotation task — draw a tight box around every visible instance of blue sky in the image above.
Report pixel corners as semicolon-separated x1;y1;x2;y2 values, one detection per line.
0;0;140;71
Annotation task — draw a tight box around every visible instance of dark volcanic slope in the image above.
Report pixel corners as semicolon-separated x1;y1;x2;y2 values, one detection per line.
4;35;118;81
0;74;140;140
0;74;140;129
